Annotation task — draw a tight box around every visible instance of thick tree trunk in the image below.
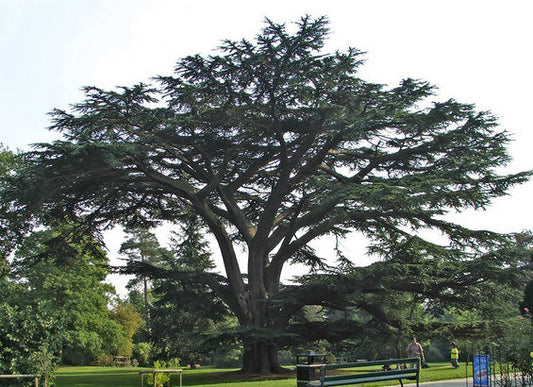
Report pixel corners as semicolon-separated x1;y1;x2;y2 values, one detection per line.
236;244;287;374
242;340;283;374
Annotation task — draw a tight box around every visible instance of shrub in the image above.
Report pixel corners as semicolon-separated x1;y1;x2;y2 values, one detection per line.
133;342;152;367
29;345;57;387
147;361;169;387
165;357;181;368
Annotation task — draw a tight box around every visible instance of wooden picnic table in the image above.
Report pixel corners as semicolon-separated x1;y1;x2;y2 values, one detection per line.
112;356;131;366
139;368;183;387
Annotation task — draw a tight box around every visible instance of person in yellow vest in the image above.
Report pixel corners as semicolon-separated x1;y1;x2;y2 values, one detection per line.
451;342;460;368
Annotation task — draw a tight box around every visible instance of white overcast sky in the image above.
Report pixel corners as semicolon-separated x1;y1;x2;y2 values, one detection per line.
1;0;532;293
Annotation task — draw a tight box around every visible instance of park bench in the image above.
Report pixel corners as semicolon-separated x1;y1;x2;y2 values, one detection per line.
305;357;420;387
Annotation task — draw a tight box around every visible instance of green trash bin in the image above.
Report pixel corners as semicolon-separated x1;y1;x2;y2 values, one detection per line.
296;352;326;387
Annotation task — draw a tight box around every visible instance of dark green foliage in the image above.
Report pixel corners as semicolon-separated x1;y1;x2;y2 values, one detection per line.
521;282;533;314
280;233;531;350
125;215;231;366
518;232;533;316
119;227;171;341
1;16;531;373
0;146;29;257
12;220;127;365
0;303;61;377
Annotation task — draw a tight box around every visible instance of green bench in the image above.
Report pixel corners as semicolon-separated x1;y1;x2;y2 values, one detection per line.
306;357;420;387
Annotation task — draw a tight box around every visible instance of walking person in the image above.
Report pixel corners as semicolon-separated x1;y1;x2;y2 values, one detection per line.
450;342;460;368
407;337;425;368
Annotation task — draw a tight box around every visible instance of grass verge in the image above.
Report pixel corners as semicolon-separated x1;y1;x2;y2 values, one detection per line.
54;362;472;386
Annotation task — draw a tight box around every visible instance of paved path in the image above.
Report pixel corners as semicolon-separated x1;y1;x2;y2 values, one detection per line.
400;378;472;386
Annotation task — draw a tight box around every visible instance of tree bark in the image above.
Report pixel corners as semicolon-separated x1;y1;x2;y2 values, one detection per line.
242;340;283;374
239;247;285;374
143;274;152;339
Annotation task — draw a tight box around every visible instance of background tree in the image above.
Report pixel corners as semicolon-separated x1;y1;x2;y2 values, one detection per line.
521;282;533;315
110;300;144;358
119;227;170;340
0;302;61;380
0;146;17;292
0;146;63;381
0;145;26;258
2;16;531;373
518;232;533;316
13;220;127;365
142;214;231;366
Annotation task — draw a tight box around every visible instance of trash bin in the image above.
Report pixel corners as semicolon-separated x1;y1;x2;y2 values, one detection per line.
296;352;326;387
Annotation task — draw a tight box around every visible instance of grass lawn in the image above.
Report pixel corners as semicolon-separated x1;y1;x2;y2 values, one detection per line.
54;362;472;386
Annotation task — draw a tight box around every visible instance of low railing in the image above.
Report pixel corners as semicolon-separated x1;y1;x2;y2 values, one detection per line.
0;374;39;386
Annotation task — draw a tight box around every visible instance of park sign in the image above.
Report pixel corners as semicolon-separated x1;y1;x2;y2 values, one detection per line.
473;354;491;387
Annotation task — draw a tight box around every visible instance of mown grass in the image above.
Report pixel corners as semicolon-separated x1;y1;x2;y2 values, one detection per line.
54;362;472;386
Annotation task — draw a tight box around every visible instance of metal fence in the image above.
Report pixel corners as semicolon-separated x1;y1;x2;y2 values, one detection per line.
490;363;533;387
470;349;533;387
489;357;532;387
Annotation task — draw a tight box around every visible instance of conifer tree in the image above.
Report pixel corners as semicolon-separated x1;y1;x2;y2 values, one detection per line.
120;228;169;339
2;17;531;373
